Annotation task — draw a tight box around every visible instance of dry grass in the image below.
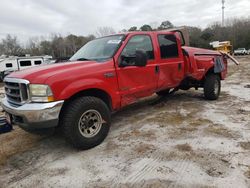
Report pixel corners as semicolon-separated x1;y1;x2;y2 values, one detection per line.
175;143;193;152
104;141;119;151
0;127;43;166
118;129;156;141
189;118;213;127
239;142;250;150
204;124;236;138
244;167;250;179
146;112;186;127
134;143;155;154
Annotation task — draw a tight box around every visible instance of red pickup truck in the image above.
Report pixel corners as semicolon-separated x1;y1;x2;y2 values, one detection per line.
2;31;229;149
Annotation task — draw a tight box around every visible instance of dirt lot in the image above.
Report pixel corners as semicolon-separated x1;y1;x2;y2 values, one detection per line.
0;57;249;188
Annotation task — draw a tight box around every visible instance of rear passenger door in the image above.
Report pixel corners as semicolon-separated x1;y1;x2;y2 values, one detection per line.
156;34;185;89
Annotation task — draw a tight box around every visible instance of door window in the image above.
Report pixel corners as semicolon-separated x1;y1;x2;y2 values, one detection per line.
158;35;179;59
121;35;154;61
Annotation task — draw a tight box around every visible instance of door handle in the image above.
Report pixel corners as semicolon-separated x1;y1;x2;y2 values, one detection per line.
155;65;160;74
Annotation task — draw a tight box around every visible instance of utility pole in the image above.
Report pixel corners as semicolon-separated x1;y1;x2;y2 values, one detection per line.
222;0;225;27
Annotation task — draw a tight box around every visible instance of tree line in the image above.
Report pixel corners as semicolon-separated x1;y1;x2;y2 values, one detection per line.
125;17;250;50
0;17;249;58
0;34;95;58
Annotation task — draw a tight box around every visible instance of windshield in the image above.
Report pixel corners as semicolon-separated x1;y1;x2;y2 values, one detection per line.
70;35;125;61
237;48;245;50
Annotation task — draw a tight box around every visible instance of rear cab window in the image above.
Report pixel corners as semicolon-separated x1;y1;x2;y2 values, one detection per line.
158;34;179;59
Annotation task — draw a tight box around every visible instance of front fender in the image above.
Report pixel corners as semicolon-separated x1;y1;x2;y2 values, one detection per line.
204;57;227;80
53;78;121;110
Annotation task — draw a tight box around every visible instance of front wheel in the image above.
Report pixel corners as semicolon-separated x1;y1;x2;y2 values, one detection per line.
61;96;111;149
204;74;221;100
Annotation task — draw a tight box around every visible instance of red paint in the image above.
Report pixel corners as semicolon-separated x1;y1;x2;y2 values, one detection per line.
7;31;228;110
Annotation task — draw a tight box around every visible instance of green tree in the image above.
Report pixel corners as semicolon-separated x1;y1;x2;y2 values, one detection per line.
140;25;152;31
128;26;137;31
158;21;174;30
40;41;52;55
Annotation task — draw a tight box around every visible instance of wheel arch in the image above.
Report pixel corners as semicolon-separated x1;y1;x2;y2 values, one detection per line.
59;88;113;122
67;88;112;109
204;67;222;80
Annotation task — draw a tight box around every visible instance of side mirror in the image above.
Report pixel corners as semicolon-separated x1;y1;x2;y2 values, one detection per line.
135;50;147;67
119;50;148;67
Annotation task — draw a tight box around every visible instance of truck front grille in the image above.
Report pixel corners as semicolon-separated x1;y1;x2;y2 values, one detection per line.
4;79;29;107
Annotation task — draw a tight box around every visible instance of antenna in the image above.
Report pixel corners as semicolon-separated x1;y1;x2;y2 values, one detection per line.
222;0;225;27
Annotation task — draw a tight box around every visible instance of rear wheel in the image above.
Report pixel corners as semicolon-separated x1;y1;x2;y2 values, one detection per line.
61;96;111;149
204;74;221;100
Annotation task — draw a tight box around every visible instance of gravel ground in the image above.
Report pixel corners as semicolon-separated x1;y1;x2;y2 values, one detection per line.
0;57;249;188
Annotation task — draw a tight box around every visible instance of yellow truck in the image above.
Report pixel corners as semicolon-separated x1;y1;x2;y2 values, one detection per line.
210;41;233;55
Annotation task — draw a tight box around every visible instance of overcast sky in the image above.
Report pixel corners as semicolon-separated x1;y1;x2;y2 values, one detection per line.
0;0;249;43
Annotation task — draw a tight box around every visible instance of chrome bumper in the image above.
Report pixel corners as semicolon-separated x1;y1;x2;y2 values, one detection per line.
1;98;64;129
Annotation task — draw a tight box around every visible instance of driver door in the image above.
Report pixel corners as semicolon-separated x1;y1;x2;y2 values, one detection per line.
115;34;158;107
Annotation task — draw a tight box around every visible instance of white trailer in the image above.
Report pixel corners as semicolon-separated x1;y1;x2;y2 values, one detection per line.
0;56;53;81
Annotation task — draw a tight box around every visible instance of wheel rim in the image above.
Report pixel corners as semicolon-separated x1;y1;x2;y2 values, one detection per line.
78;110;103;138
214;79;220;96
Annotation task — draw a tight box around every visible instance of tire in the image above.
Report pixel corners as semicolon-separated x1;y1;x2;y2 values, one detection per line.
61;96;111;149
156;89;170;96
204;74;221;100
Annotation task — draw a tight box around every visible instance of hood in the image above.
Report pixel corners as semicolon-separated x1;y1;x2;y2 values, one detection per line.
7;61;99;84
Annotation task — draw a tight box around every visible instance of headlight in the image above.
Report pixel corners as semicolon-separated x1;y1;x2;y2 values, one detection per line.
29;84;54;102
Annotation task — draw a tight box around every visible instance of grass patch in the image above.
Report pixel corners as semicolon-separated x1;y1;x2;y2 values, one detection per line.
118;129;156;141
244;167;250;179
175;143;192;152
0;127;43;167
204;124;236;138
146;112;186;127
239;142;250;150
134;143;155;154
189;118;213;127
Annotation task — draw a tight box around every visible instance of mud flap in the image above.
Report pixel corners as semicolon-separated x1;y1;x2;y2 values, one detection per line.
214;56;225;73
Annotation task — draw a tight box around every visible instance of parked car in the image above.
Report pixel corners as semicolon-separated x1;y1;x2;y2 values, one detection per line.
2;31;236;149
234;48;248;56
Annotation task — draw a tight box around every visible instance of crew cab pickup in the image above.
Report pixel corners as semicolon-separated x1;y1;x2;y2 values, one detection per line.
2;31;232;149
